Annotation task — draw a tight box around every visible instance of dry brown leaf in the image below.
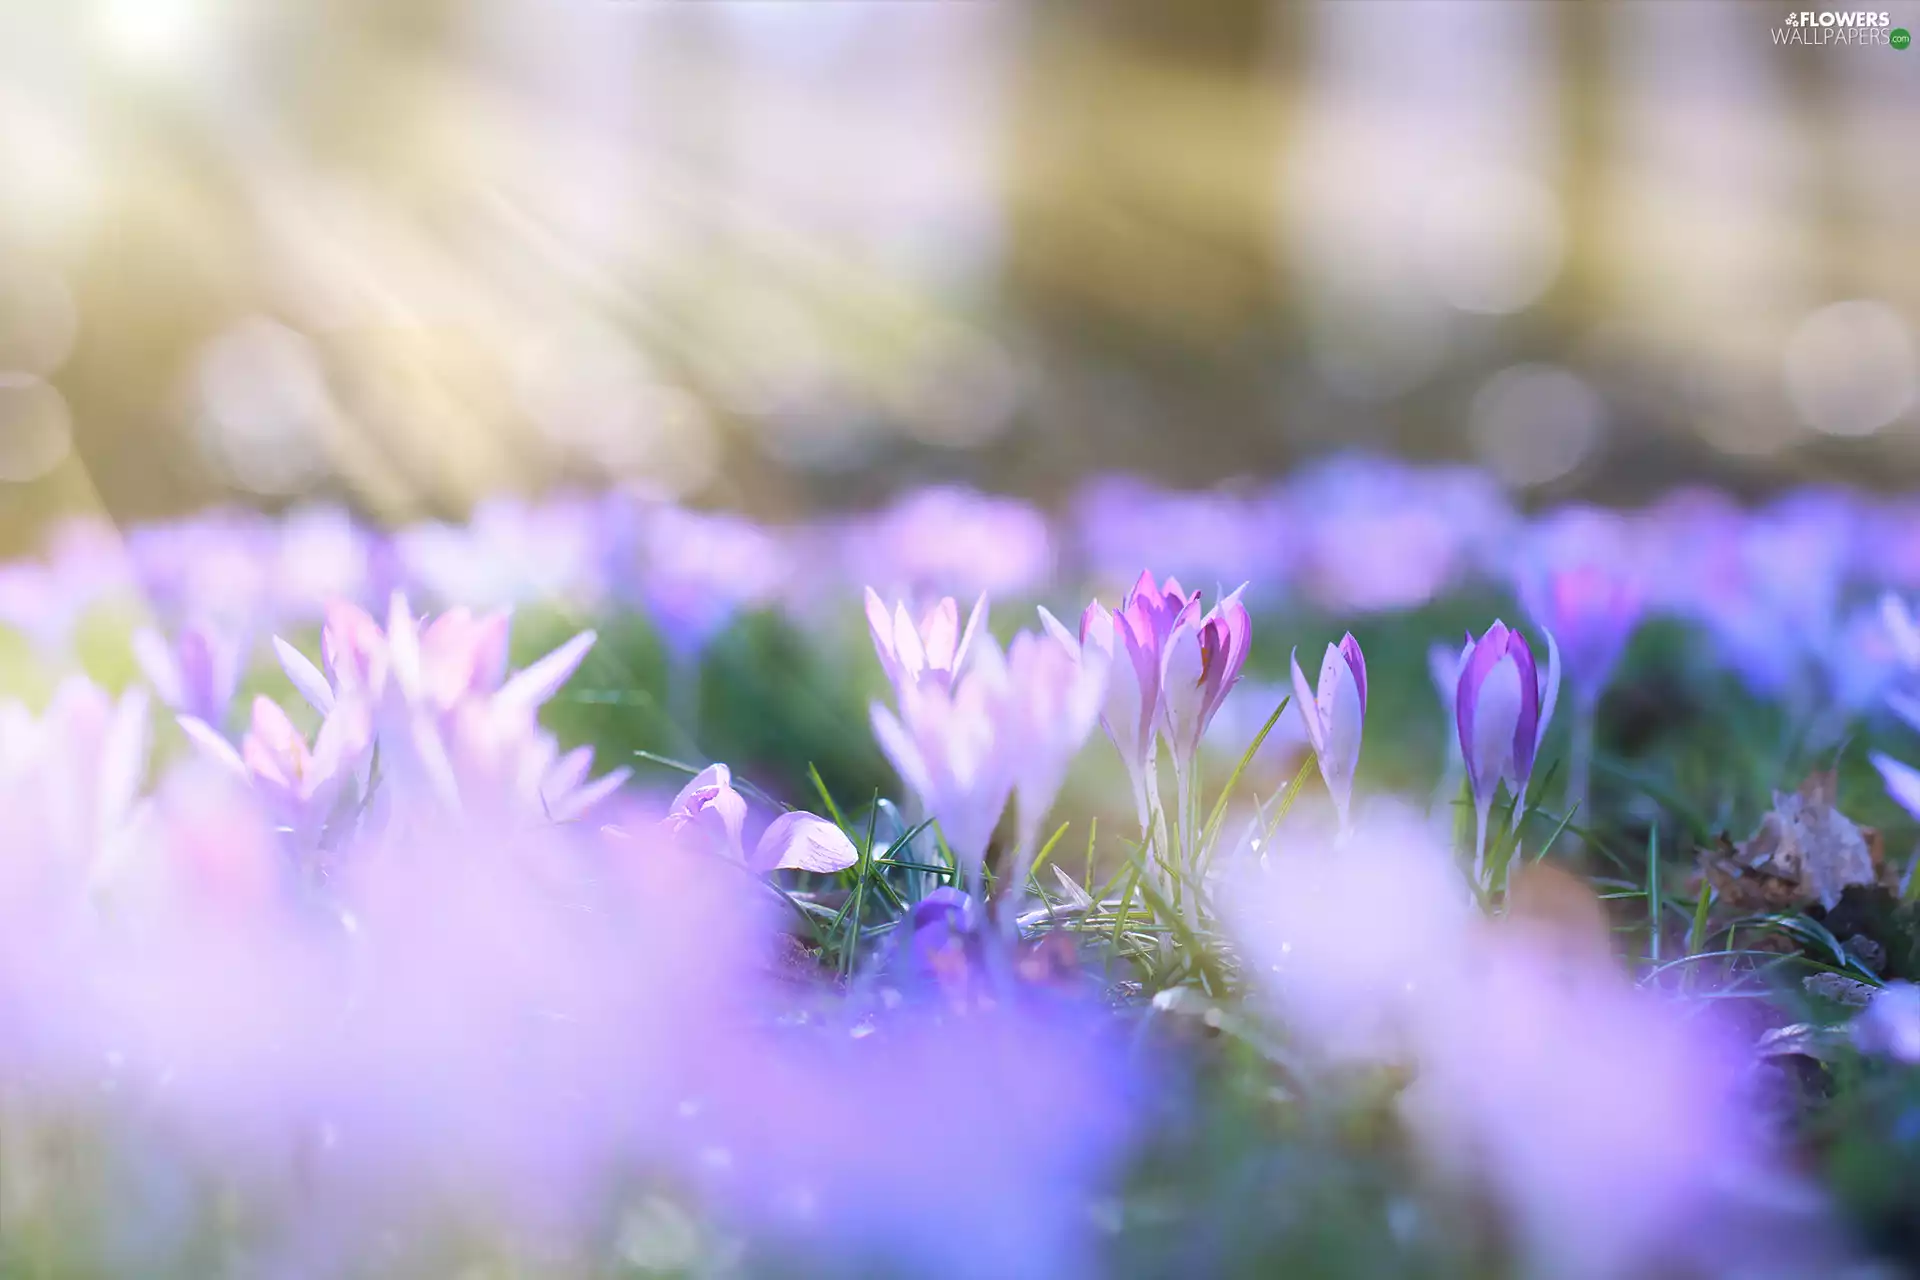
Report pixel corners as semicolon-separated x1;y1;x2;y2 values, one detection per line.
1699;771;1888;913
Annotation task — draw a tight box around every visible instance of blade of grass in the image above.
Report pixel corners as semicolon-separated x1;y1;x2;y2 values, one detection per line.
1529;802;1580;864
808;764;850;833
1200;696;1290;850
1685;879;1714;994
1646;824;1661;969
1028;821;1073;887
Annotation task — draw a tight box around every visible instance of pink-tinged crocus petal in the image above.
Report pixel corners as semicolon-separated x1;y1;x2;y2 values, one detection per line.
866;587;905;687
1179;587;1251;757
667;762;748;862
495;629;597;721
274;635;336;716
919;598;959;672
1004;628;1108;853
419;608;514;707
408;716;463;810
950;591;988;678
866;588;988;693
870;702;933;801
548;764;629;824
386;592;424;705
892;602;927;682
321;599;389;701
1037;604;1080;656
546;745;595;799
242;696;311;794
177;714;248;778
754;810;859;874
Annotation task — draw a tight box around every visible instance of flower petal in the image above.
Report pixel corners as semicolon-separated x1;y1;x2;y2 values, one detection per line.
754;810;859;873
274;636;337;716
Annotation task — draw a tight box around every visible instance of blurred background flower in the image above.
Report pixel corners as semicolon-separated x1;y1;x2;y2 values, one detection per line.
2;0;1918;559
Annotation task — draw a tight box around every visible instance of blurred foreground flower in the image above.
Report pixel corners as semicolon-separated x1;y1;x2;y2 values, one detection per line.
1228;809;1847;1278
182;594;623;836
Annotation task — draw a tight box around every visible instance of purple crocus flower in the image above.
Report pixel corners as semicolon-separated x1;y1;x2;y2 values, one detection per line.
870;637;1016;897
1290;634;1367;829
1039;571;1196;831
665;763;749;863
1455;620;1560;880
1513;508;1641;711
132;622;246;730
664;763;856;873
1161;586;1252;772
998;628;1107;921
864;588;987;695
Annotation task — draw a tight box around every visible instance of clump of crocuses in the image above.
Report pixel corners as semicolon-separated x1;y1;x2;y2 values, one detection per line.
1042;571;1250;926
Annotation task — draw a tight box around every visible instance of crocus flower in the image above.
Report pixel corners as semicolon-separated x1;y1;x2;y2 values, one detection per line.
1161;586;1252;772
870;638;1016;897
1043;572;1204;826
132;622;246;729
179;695;371;842
1039;597;1157;830
263;594;618;824
996;628;1108;920
665;763;856;873
1290;634;1367;829
864;588;987;695
1512;508;1641;711
665;763;749;863
1455;620;1560;879
0;678;152;883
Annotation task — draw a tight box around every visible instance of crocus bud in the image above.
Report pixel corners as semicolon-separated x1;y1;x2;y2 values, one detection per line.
1290;634;1366;827
666;763;748;863
1455;620;1560;818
